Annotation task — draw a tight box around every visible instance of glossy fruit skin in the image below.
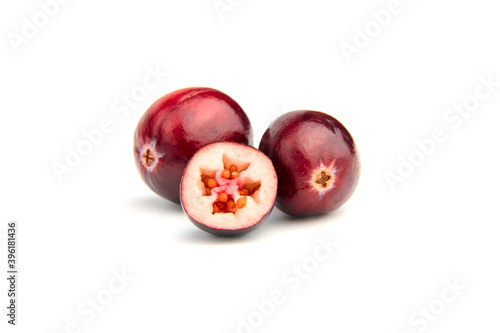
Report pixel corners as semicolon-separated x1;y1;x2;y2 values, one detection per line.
259;110;360;216
187;209;273;237
134;87;252;203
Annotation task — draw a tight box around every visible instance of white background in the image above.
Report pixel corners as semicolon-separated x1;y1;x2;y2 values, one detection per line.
1;0;500;332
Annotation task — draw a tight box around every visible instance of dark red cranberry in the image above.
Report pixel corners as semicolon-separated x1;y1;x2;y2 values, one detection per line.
259;110;360;216
134;87;252;203
180;142;277;236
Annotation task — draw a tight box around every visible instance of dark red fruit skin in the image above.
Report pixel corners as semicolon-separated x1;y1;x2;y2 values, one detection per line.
259;110;360;216
182;210;273;237
134;87;252;203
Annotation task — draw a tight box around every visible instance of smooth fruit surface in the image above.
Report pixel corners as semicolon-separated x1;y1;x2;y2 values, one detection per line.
180;142;277;236
259;110;360;216
134;87;252;203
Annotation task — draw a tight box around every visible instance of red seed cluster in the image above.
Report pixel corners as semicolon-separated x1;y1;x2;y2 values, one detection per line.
201;165;261;214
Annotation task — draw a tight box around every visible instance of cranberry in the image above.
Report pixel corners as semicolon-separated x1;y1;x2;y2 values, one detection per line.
134;87;252;203
259;110;360;216
180;142;277;236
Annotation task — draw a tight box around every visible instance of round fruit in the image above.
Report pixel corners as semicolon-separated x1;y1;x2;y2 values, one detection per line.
180;142;277;236
259;110;360;216
134;87;252;203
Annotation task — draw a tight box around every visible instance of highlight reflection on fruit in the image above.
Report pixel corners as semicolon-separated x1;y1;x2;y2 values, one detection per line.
259;110;360;216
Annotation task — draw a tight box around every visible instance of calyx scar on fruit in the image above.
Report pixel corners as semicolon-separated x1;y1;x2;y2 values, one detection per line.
134;87;252;204
259;110;360;216
181;142;277;236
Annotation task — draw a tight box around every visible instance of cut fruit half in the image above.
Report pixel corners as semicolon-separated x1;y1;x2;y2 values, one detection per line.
180;142;278;236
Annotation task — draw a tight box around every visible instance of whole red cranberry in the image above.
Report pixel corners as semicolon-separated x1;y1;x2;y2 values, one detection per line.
134;87;252;203
259;110;360;216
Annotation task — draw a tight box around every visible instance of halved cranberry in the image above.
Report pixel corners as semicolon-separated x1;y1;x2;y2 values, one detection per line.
180;142;277;236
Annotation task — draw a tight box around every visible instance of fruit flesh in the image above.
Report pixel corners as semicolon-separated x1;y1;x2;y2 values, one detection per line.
180;142;277;236
134;87;252;203
200;163;262;214
259;110;360;216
